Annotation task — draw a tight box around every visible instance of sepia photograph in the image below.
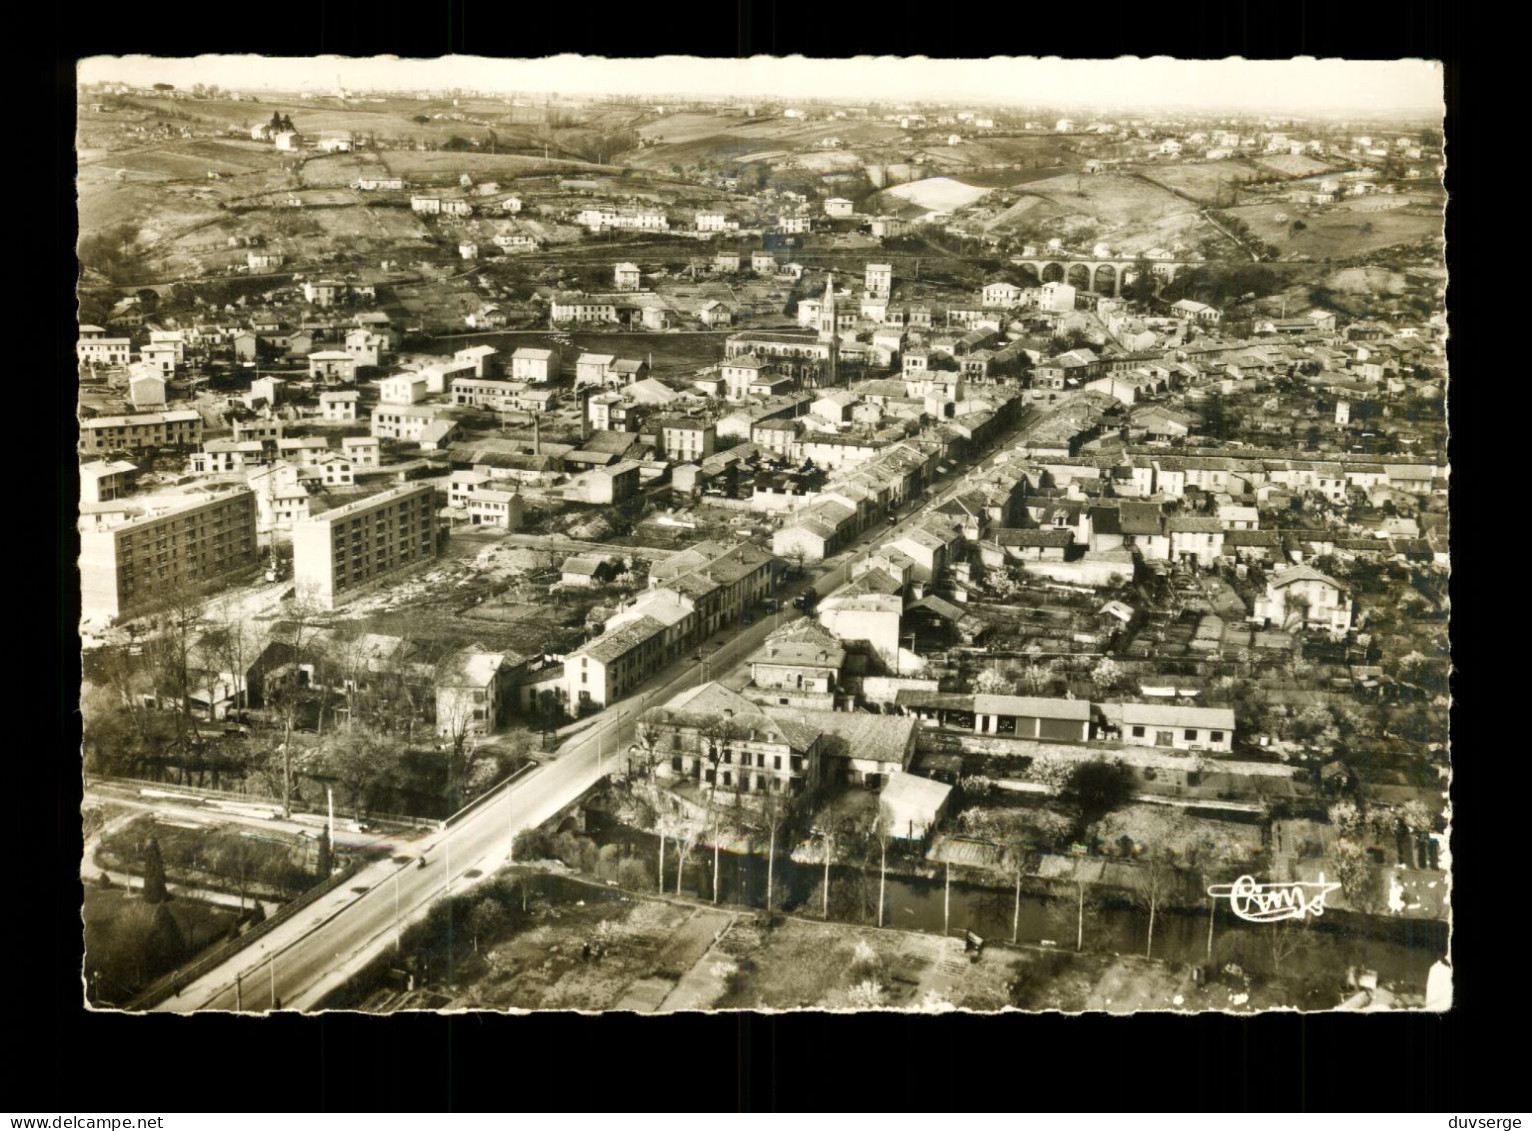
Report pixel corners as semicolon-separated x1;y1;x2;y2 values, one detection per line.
73;53;1449;1019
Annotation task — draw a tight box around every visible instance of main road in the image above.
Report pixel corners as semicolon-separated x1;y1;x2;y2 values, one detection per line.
151;390;1085;1012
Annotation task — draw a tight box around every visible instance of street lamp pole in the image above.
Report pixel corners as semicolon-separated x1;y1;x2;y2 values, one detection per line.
822;831;832;920
268;954;277;1011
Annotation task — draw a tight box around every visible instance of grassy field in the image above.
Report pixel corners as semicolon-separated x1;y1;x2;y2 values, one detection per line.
1228;196;1443;260
983;172;1203;253
299;152;389;186
380;151;615;182
1131;159;1265;203
79;138;291;181
627;114;905;172
635;112;740;145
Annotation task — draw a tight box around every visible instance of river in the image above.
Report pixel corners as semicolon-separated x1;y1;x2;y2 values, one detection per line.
585;814;1444;991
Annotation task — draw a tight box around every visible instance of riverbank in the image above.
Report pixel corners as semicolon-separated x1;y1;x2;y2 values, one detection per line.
322;854;1432;1013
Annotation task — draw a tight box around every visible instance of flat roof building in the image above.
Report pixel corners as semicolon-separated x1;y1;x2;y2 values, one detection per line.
79;410;203;455
291;484;439;609
79;488;258;623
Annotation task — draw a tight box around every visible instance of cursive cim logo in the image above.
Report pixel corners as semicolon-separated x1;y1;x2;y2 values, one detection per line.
1206;875;1341;923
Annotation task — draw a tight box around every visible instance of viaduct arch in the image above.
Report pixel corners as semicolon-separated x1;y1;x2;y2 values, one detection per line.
1012;258;1190;297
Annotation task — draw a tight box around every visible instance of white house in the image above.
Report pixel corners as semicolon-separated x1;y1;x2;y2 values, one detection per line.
378;373;430;405
1253;565;1355;637
344;328;387;368
614;262;642;292
982;281;1022;308
1119;704;1234;753
1037;281;1076;313
510;347;559;384
319;390;361;422
1171;299;1221;324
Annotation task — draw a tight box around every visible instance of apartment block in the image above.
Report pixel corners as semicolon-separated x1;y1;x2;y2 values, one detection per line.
79;411;203;455
79;488;258;622
291;484;439;609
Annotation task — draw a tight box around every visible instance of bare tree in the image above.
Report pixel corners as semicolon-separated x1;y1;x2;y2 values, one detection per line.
261;586;326;818
318;724;398;821
1262;918;1317;981
759;788;789;925
143;587;206;782
630;714;664;779
1129;848;1179;960
208;596;259;720
1046;876;1107;952
673;821;696;897
872;801;895;928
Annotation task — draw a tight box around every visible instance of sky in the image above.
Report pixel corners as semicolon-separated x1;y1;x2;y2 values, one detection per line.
77;56;1444;117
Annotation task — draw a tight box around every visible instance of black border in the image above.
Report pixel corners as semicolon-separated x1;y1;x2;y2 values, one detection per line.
33;2;1498;1113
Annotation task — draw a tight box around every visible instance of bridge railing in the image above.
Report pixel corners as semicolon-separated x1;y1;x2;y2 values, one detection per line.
440;759;540;829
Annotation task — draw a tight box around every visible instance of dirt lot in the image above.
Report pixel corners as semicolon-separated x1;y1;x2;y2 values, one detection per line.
1228;196;1443;260
426;329;732;379
881;177;994;212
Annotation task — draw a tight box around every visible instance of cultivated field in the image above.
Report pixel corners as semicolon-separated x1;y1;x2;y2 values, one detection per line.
1250;153;1338;178
79;137;292;178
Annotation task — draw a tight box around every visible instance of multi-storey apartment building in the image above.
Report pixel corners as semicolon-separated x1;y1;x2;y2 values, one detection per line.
79;488;258;621
79;411;203;454
291;484;438;609
77;327;132;368
576;206;668;232
370;405;454;443
451;376;520;410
